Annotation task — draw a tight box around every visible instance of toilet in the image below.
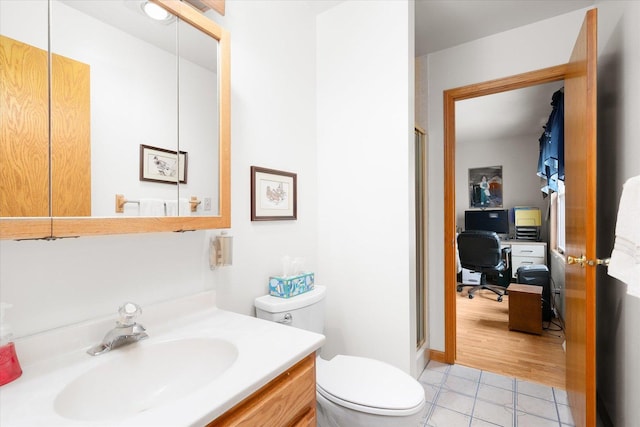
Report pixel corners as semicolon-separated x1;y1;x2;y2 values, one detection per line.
254;285;426;427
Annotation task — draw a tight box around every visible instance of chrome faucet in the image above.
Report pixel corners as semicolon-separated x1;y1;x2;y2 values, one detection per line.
87;302;148;356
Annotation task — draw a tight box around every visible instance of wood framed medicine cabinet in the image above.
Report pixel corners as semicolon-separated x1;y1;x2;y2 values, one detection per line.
0;0;230;240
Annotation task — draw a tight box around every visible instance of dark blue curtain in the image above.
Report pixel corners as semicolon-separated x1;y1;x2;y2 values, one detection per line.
537;89;564;195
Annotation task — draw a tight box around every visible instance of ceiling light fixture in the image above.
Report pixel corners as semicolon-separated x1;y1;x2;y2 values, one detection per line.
141;1;171;21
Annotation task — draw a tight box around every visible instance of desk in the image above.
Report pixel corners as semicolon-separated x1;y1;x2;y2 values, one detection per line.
508;284;543;335
500;240;547;278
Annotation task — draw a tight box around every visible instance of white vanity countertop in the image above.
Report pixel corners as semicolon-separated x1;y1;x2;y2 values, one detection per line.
0;292;325;426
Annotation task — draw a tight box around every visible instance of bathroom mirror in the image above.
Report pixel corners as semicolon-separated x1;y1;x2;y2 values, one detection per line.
0;0;230;239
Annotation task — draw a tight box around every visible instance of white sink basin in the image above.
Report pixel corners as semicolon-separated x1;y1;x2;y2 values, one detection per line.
54;337;238;422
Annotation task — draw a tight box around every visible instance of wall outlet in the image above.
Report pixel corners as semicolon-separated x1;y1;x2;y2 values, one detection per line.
204;197;212;211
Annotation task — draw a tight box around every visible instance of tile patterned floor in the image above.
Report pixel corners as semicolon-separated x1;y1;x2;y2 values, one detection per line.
417;360;575;427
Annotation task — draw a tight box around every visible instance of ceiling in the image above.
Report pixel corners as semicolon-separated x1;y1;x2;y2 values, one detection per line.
60;0;217;71
415;0;596;57
415;0;595;144
62;0;593;144
456;81;563;145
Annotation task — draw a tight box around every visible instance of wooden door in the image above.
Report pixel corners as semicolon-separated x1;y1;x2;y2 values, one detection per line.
0;35;50;217
563;9;598;427
51;53;91;217
0;35;91;219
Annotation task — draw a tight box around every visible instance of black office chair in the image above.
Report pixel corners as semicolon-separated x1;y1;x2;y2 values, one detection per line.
456;230;512;302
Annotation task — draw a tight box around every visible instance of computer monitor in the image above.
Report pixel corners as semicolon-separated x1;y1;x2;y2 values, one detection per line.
465;209;510;235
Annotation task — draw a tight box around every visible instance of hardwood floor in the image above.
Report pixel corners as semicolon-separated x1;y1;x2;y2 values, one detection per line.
455;287;566;389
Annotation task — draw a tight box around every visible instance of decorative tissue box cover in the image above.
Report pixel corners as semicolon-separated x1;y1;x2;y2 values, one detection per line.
269;273;315;298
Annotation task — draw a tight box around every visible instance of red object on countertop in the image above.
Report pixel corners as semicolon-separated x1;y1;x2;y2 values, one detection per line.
0;342;22;386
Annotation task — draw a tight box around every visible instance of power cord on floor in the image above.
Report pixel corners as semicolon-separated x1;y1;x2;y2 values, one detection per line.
543;318;563;333
543;276;566;336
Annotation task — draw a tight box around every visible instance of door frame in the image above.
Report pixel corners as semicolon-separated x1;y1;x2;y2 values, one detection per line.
443;65;570;363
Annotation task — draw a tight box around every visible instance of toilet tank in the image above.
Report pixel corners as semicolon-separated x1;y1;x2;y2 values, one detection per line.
255;285;326;334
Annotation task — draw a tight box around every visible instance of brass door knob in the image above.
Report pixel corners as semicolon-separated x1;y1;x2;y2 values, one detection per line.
567;254;610;268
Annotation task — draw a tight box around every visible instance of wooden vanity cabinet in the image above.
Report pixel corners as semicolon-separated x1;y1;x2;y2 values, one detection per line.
208;353;316;427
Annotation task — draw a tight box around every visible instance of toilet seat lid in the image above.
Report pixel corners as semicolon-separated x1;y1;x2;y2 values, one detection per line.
316;355;425;416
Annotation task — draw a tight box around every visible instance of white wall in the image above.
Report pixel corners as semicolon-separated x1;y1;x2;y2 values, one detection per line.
0;1;322;338
210;0;321;317
317;1;416;374
425;10;589;351
593;2;640;425
455;134;546;231
0;231;215;337
1;0;416;383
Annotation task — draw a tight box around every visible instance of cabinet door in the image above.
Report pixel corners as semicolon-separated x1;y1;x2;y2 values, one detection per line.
510;244;545;258
509;242;547;278
1;35;50;218
291;408;315;427
208;353;316;427
51;52;91;216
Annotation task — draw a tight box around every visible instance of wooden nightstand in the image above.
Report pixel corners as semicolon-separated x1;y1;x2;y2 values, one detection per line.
508;284;543;335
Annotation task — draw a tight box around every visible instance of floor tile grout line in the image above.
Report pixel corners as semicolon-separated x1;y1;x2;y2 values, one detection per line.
456;366;481;426
552;387;563;427
513;376;518;427
422;367;447;426
552;387;560;426
424;366;482;426
425;383;440;425
515;381;565;425
469;370;483;427
422;362;568;427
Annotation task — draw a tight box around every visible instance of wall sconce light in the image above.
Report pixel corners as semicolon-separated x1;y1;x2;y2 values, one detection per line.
210;231;233;269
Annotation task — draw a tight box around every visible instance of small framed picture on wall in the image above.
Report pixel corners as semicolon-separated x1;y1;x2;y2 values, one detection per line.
140;144;187;184
468;165;503;208
251;166;297;221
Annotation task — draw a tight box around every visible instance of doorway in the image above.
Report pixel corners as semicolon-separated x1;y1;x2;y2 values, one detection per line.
443;65;569;368
442;66;572;379
441;10;598;426
453;82;566;387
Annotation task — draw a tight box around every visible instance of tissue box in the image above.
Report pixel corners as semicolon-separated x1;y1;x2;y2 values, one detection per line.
269;273;315;298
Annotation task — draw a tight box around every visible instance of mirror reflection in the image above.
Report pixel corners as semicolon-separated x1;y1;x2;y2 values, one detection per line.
0;1;50;217
177;16;220;217
1;0;220;219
